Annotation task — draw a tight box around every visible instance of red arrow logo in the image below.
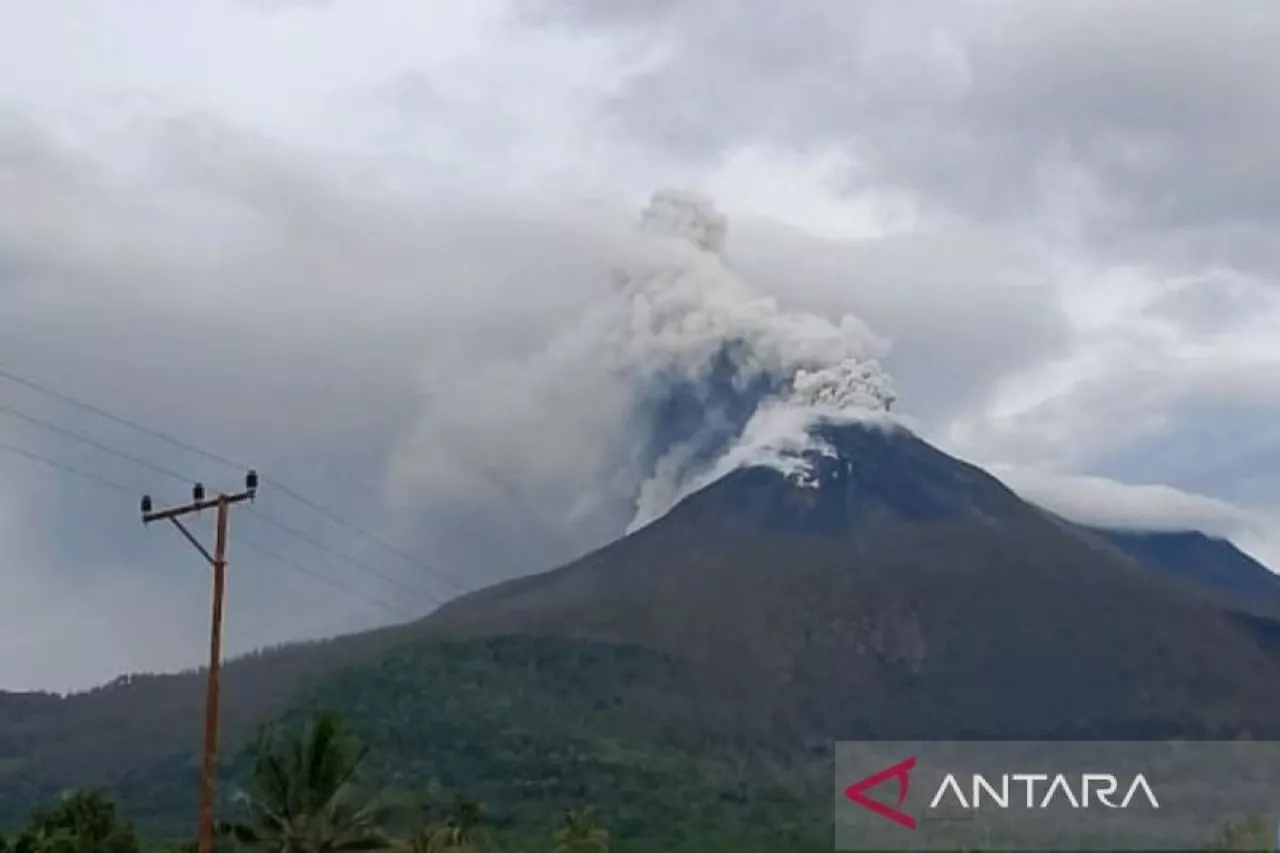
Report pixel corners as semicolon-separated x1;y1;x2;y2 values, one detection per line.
844;756;918;830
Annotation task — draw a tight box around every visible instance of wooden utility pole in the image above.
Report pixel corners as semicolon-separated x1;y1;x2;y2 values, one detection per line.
141;471;258;853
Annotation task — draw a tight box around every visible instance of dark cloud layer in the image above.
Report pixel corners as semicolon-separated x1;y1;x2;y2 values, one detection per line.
530;0;1280;275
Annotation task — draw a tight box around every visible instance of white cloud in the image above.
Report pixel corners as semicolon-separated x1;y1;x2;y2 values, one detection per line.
991;468;1252;536
986;466;1280;574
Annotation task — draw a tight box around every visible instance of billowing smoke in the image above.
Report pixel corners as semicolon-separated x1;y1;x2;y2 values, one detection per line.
618;190;896;526
388;189;895;581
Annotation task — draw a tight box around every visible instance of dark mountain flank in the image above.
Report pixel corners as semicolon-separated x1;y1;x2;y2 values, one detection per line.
1091;526;1280;607
424;423;1280;740
4;422;1279;846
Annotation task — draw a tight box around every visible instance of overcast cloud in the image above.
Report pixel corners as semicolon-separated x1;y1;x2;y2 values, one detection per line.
1;0;1278;691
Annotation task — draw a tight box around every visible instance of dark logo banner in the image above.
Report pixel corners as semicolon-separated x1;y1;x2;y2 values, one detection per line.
834;741;1280;851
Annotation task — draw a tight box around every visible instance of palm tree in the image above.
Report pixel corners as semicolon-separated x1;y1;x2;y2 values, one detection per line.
551;808;608;853
404;797;487;853
228;711;398;853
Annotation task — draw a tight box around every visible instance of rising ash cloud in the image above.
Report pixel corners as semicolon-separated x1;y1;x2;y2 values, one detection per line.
387;188;896;577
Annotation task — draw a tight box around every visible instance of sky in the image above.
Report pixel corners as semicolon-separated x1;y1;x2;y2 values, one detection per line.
1;0;1278;691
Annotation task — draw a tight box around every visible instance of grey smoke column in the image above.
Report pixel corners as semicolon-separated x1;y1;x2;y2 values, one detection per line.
388;188;896;581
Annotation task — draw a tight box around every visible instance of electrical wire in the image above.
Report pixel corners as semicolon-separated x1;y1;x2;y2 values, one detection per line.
0;438;140;496
0;364;465;579
245;507;448;604
234;533;420;620
0;363;471;596
0;438;421;621
0;401;196;486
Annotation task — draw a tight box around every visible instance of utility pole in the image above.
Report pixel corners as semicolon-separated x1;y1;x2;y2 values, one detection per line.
141;471;258;853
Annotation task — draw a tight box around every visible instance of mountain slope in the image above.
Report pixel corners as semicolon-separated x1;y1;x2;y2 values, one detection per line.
1091;527;1280;607
425;423;1280;740
0;625;418;828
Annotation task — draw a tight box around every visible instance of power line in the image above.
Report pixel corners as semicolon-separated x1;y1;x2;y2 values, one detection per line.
0;402;196;486
0;438;141;496
0;363;472;594
0;389;457;601
0;365;244;471
0;439;423;620
248;475;472;597
236;533;418;621
264;476;470;592
246;507;450;604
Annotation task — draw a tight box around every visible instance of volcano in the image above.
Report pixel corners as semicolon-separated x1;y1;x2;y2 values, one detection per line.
425;420;1280;740
5;191;1280;845
5;421;1280;845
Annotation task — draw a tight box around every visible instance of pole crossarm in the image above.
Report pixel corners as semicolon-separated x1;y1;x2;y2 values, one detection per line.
142;488;254;524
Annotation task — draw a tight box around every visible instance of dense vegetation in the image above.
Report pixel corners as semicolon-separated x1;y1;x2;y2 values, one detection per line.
0;627;417;816
0;712;620;852
0;708;818;853
0;712;1268;852
97;635;827;852
283;636;825;851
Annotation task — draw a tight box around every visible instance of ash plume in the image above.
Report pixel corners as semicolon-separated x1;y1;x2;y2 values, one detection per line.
389;189;895;578
618;189;896;527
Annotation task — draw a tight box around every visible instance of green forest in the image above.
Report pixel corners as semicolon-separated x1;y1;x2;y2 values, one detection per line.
6;634;1277;853
0;635;829;853
0;710;821;853
6;634;1278;853
1;710;1270;853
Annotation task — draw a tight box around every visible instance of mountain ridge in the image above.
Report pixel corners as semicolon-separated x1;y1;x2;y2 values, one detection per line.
1090;526;1279;601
